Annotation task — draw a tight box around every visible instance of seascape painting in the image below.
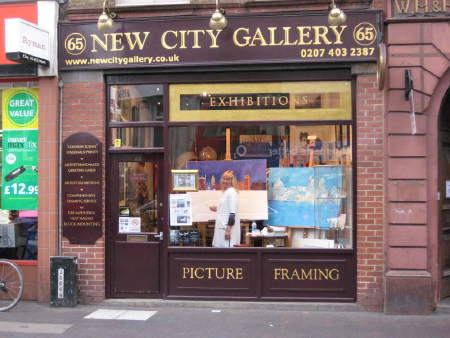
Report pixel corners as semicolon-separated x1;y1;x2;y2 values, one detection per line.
266;166;344;228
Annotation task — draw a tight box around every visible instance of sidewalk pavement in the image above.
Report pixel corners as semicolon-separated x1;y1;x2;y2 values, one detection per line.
0;300;449;338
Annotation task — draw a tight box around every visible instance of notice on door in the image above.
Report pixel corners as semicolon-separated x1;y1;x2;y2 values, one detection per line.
62;132;103;244
119;217;141;233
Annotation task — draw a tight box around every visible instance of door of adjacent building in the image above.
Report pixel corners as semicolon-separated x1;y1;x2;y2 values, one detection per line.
439;97;450;299
107;153;164;298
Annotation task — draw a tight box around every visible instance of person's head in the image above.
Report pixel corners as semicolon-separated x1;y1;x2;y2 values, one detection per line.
9;210;19;221
220;170;238;191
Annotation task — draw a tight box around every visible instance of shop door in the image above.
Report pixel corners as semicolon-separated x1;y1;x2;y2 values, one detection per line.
439;109;450;299
107;154;164;298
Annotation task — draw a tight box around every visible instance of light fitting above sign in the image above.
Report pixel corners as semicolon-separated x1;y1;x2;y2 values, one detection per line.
5;18;50;67
59;10;383;71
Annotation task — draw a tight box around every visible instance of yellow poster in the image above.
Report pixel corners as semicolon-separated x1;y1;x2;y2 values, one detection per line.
2;88;39;130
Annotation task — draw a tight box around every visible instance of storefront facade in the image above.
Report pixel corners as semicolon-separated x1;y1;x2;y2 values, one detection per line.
58;1;389;310
0;0;59;302
384;0;450;314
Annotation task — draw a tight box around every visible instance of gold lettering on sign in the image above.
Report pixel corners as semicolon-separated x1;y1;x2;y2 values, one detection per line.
233;26;347;48
90;32;150;52
161;30;222;49
209;95;290;108
273;268;340;280
181;267;244;280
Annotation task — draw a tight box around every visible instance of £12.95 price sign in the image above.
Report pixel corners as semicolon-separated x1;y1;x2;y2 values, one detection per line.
1;89;39;210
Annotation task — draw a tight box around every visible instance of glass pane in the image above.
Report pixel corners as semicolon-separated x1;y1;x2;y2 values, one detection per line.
111;127;163;148
110;84;163;122
169;124;353;249
118;161;158;233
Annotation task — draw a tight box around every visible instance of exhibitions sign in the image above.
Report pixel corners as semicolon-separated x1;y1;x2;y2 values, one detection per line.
59;10;383;70
62;132;103;244
1;88;39;210
5;18;50;66
170;81;352;122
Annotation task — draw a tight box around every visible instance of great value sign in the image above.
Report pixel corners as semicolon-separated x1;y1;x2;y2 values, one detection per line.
59;10;383;70
1;89;39;210
5;18;50;66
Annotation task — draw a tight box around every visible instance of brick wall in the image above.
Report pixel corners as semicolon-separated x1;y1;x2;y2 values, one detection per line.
38;77;60;302
62;79;106;303
356;74;385;311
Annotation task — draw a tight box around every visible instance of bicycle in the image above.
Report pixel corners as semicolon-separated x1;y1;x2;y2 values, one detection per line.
0;242;24;311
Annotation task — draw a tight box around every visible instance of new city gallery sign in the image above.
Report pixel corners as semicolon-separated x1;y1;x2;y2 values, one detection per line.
59;10;383;70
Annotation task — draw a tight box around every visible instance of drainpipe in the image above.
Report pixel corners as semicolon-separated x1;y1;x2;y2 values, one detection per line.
58;79;64;256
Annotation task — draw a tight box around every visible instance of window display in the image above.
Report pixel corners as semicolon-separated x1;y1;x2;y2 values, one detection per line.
109;81;354;249
169;124;353;249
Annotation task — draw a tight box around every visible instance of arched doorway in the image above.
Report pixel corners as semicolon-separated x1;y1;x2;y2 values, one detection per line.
438;87;450;299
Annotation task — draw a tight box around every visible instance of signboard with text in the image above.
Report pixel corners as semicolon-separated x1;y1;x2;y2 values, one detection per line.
1;88;39;210
392;0;450;17
5;18;50;66
168;251;355;300
62;132;103;244
59;10;383;71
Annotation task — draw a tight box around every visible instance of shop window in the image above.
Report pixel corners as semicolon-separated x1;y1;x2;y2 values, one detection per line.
168;81;353;249
110;84;163;122
169;124;353;249
0;87;39;260
110;127;163;148
109;84;164;149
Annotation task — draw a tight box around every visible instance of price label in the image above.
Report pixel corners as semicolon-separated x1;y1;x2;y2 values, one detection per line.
4;183;39;196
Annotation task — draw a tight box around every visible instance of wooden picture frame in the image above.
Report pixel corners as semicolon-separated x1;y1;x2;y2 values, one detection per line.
171;169;199;191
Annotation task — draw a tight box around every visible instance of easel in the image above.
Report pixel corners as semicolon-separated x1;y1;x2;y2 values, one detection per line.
225;127;232;161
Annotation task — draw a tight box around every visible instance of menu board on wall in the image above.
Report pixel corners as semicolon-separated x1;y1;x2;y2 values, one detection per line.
62;132;103;244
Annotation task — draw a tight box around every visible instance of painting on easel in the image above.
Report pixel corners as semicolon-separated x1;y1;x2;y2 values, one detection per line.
266;166;345;228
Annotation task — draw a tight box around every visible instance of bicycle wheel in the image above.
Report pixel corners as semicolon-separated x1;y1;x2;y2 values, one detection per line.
0;259;24;311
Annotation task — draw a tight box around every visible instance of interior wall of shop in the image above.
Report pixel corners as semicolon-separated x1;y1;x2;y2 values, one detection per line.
60;71;106;304
384;19;450;314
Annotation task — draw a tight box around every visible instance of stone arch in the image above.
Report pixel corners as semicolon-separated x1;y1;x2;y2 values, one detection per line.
425;67;450;302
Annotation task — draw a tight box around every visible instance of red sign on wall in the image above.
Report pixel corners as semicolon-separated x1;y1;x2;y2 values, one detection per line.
0;3;37;65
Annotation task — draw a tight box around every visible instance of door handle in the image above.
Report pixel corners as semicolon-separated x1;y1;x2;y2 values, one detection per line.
154;232;163;240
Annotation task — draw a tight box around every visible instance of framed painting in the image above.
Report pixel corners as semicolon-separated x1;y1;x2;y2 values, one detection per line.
171;169;199;192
